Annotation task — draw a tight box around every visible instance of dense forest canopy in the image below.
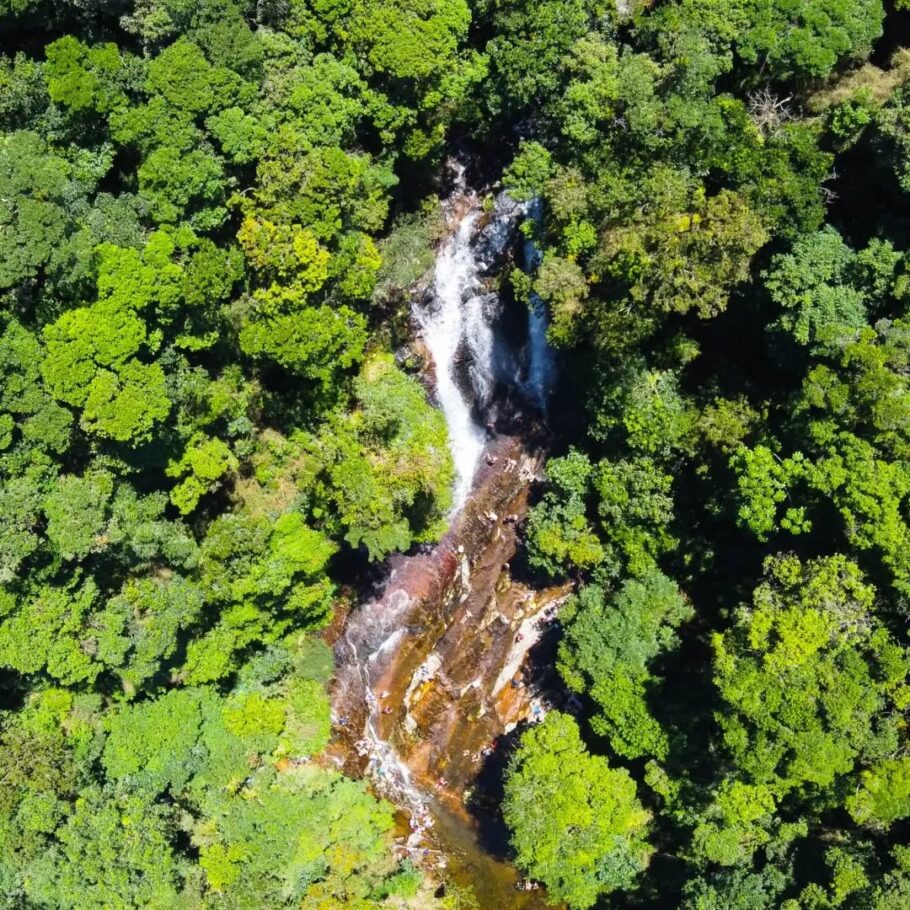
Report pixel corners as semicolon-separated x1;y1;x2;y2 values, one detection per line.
0;0;465;906
499;0;910;907
2;0;910;908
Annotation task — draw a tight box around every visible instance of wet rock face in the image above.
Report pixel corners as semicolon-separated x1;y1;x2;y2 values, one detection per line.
330;436;543;772
472;192;526;275
391;463;570;800
328;435;570;908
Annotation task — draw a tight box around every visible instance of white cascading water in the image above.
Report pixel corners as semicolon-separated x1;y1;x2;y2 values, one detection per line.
416;181;556;509
416;208;488;508
463;291;498;410
343;620;427;812
334;582;431;819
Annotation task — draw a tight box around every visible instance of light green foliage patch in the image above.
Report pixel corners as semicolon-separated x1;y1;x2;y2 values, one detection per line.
504;712;652;909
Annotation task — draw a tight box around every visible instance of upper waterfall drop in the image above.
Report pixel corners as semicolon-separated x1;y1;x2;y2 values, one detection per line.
417;209;488;509
414;168;557;511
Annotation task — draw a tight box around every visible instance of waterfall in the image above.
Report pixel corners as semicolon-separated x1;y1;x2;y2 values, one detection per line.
415;178;557;510
333;573;436;817
417;211;488;508
463;291;498;410
340;612;428;814
330;172;563;904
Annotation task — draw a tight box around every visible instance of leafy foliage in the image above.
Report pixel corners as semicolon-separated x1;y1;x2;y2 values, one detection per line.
503;712;652;909
0;2;460;906
713;555;908;797
558;570;693;760
495;1;910;905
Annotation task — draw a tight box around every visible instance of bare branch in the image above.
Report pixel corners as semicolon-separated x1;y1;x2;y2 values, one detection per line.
747;88;795;135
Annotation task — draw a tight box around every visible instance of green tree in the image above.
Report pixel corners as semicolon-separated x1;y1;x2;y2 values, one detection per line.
598;365;697;458
44;36;127;113
764;227;896;348
194;765;400;907
39;786;187;910
0;131;89;292
525;449;604;577
0;688;87;896
691;780;779;867
103;576;204;696
848;758;910;830
654;0;884;81
138;143;227;228
348;0;471;85
738;0;884;79
614;189;769;320
42;298;172;444
558;570;693;760
166;434;238;514
682;864;790;910
0;581;104;685
300;354;454;559
250;143;394;242
733;318;910;594
0;472;46;583
593;456;678;577
103;687;210;796
482;0;590;117
503;712;652;909
0;320;72;460
43;470;114;560
712;555;909;796
82;361;172;443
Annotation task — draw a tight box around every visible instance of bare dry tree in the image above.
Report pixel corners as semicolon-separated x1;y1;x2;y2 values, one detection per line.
747;88;795;135
821;167;840;205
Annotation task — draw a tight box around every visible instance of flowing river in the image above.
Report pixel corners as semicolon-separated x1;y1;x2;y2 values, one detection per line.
330;167;566;909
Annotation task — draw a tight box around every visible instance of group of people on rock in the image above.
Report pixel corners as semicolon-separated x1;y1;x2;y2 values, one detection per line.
516;879;541;891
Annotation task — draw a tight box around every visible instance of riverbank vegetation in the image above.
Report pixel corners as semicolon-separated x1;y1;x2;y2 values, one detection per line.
494;1;910;908
0;1;462;906
3;1;910;909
